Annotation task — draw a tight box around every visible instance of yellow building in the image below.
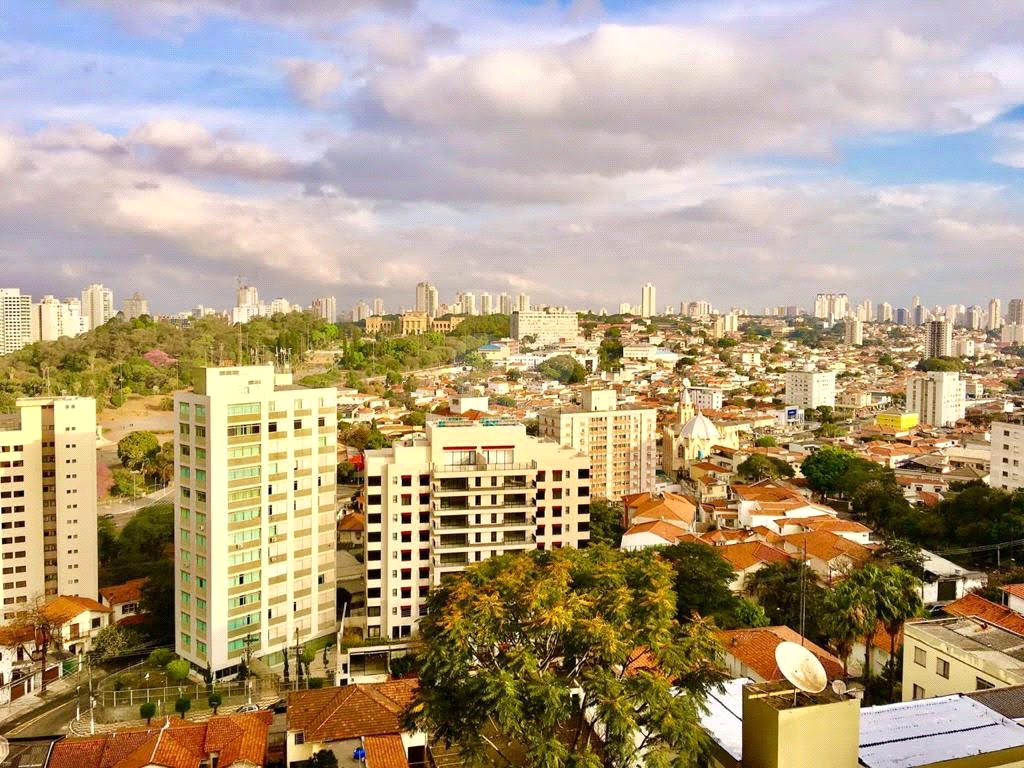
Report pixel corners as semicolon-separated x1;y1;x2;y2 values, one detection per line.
875;412;920;432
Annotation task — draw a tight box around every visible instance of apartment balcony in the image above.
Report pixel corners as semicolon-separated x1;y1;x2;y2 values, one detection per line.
431;460;537;476
434;534;470;549
434;552;470;569
434;515;471;530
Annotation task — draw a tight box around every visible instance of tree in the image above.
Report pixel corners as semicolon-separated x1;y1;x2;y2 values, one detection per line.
737;454;795;482
174;696;192;720
148;648;175;667
800;447;856;497
587;498;624;547
97;515;118;565
870;566;923;700
207;692;223;714
821;580;874;677
311;750;339;768
140;701;157;725
747;560;826;643
754;436;777;448
117;431;160;472
138;561;175;640
166;659;190;683
408;546;726;768
88;624;143;663
537;355;586;384
660;542;741;626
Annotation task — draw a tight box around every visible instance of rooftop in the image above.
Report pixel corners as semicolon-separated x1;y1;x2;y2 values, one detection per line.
907;617;1024;674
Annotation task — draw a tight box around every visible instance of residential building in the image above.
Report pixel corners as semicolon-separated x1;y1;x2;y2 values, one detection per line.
121;292;149;321
877;302;893;323
0;397;98;618
80;283;114;331
174;365;338;678
516;293;530;312
688;387;724;411
992;415;1024;492
784;368;836;409
718;626;844;683
905;371;966;427
31;296;86;342
269;297;293;315
902;617;1024;701
539;388;658;500
510;308;579;345
361;415;590;641
236;285;259;308
312;296;337;322
1009;298;1024;326
641;283;656;319
989;298;1003;330
457;291;477;316
480;291;492;315
498;293;513;315
353;300;372;322
39;595;111;656
813;292;849;321
0;288;33;355
372;298;384;316
844;318;863;346
99;577;147;626
924;320;953;359
1001;324;1024;345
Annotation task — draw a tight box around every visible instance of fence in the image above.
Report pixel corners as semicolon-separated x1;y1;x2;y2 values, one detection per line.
96;677;278;708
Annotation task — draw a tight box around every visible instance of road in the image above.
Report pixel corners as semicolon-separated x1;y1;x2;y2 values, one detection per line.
98;486;174;529
0;686;84;738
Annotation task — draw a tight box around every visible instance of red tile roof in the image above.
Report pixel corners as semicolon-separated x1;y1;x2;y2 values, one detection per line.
41;595;112;626
717;626;844;682
945;593;1024;634
1002;584;1024;601
287;679;418;742
716;542;792;572
363;735;410;768
100;578;148;607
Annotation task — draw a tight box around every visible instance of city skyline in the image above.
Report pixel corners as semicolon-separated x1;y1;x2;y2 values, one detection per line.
2;1;1023;310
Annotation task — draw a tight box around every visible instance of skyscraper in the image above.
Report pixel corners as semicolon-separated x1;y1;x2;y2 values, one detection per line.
988;298;1002;331
965;305;982;331
925;320;953;359
1008;298;1024;326
32;295;86;341
353;300;371;322
81;283;114;331
641;283;656;319
844;318;863;346
236;285;259;308
372;298;384;317
906;371;966;427
498;293;513;315
480;292;492;315
877;302;893;323
0;288;33;355
516;293;531;312
813;292;849;321
311;296;337;322
459;292;477;316
122;292;150;321
174;366;337;677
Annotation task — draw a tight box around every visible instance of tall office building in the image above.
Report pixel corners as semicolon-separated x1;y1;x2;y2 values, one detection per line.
0;289;33;355
498;293;513;316
311;296;337;322
81;284;114;331
844;318;863;346
877;302;893;323
539;389;657;500
361;415;590;640
992;415;1024;493
988;298;1003;331
1008;299;1024;327
122;292;150;321
480;292;492;316
906;371;966;427
31;296;86;342
641;283;656;319
516;293;531;312
174;366;338;678
785;368;836;409
925;320;953;359
0;397;98;619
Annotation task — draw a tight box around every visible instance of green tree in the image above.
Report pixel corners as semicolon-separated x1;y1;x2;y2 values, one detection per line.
587;498;624;547
140;701;157;725
97;515;118;565
660;542;740;626
311;750;339;768
916;356;964;372
537;355;586;384
148;648;175;667
737;454;795;482
117;430;160;472
821;580;874;677
88;624;143;663
800;447;856;497
166;659;190;683
870;566;923;699
174;696;192;720
138;560;175;640
747;560;826;643
207;692;223;714
754;436;777;448
409;546;725;768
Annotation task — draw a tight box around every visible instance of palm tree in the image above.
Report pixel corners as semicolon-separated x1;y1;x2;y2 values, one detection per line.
873;566;923;701
821;580;874;677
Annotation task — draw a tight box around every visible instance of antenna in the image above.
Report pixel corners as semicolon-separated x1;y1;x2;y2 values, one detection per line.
775;641;827;695
831;679;848;696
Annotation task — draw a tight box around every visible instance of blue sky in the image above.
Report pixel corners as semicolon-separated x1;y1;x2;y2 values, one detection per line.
2;0;1023;314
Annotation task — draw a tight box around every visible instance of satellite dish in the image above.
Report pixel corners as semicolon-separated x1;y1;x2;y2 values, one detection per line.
831;679;848;696
0;735;9;762
775;641;828;694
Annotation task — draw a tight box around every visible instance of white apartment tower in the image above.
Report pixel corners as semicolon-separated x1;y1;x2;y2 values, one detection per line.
844;318;864;346
925;320;953;359
311;296;337;322
1008;299;1024;327
1;290;33;355
785;368;837;409
0;397;98;619
641;283;656;319
516;293;531;312
81;284;114;331
878;303;894;323
353;301;371;322
480;292;492;316
992;415;1024;493
813;293;850;321
510;308;580;346
906;371;966;428
498;293;513;315
989;298;1003;331
174;366;337;678
372;298;384;317
539;389;657;500
31;296;86;342
458;292;477;316
361;416;590;641
122;292;150;321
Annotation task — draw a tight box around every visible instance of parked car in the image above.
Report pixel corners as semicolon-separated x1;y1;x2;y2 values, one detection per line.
236;703;260;713
266;698;287;714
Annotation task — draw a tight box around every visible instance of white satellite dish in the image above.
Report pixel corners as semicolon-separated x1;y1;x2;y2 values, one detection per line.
0;734;9;762
775;641;828;694
831;679;848;696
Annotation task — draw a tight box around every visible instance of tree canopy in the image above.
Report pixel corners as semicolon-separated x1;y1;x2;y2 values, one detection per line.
537;355;587;384
410;546;725;768
737;454;795;482
587;498;624;547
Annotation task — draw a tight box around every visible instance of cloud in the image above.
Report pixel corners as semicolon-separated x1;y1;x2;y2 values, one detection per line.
280;59;344;107
73;0;416;26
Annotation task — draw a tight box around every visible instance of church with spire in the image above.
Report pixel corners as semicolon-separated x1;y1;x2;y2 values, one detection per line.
662;388;740;478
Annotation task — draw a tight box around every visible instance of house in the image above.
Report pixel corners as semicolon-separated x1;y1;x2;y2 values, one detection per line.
779;531;872;584
619;491;699;550
715;542;792;592
919;549;986;605
1002;583;1024;614
850;622;904;678
47;712;272;768
40;595;112;656
337;512;365;550
99;578;147;626
717;626;844;683
944;593;1024;634
286;680;424;768
771;515;872;544
0;624;40;704
731;480;835;530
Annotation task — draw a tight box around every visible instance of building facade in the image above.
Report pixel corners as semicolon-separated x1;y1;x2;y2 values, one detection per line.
906;371;966;428
925;320;953;359
311;296;337;322
80;284;114;331
0;397;98;620
361;416;591;641
992;416;1024;493
121;292;150;321
510;308;579;345
641;283;656;319
784;369;837;409
0;289;33;355
539;389;657;500
174;366;338;678
844;318;863;346
31;296;86;342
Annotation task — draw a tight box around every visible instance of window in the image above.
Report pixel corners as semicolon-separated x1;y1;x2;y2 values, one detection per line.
914;647;927;667
936;658;950;679
294;732;305;746
912;684;925;700
977;677;995;690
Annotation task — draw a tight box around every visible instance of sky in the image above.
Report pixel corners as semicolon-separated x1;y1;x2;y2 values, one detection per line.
2;0;1024;315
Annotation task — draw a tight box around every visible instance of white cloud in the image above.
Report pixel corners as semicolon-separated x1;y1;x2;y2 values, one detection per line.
280;59;344;108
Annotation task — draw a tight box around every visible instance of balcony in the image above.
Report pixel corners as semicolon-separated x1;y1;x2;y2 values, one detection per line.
432;460;537;475
436;535;470;549
435;516;470;529
435;553;470;568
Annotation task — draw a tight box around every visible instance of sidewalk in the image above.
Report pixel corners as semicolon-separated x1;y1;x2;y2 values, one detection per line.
0;670;95;727
67;694;281;736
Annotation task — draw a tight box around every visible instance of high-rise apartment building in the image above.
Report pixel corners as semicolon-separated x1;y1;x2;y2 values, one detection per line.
1;289;34;355
1008;299;1024;327
539;389;657;500
122;292;150;321
516;293;531;312
31;296;86;342
988;298;1002;331
965;305;983;331
353;301;372;322
236;285;259;308
174;366;338;678
311;296;337;322
415;282;440;317
81;284;114;331
361;415;590;641
844;318;863;346
641;283;656;319
813;293;849;321
992;415;1024;493
925;320;953;359
906;371;966;427
785;368;836;409
877;302;893;323
458;292;477;316
480;292;492;316
0;397;98;619
510;308;579;346
372;298;384;317
498;293;513;315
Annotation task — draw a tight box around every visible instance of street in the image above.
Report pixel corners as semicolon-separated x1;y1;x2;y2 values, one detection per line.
98;485;173;529
0;687;82;738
